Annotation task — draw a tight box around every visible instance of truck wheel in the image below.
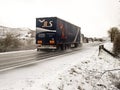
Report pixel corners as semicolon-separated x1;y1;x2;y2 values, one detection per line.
61;44;66;50
61;45;64;50
37;48;40;51
57;45;60;50
75;43;78;48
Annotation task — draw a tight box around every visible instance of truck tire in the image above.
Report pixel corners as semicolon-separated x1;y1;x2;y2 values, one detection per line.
75;43;79;48
60;44;66;50
37;48;40;51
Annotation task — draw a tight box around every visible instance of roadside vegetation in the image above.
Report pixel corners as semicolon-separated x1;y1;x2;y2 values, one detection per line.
0;32;36;52
108;27;120;56
102;27;120;90
0;33;21;52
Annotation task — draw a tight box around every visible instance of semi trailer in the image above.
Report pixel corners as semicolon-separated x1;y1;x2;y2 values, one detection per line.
36;17;81;51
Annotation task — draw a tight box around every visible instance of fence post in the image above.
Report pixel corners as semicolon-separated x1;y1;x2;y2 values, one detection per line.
98;45;104;56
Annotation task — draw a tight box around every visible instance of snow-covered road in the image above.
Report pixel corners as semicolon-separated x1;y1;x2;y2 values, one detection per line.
0;42;120;90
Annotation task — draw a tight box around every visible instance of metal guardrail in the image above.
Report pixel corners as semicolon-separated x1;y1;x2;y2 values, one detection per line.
98;45;120;58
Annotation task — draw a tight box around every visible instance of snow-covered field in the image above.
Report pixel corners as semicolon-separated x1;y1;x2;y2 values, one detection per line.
0;42;120;90
0;26;34;39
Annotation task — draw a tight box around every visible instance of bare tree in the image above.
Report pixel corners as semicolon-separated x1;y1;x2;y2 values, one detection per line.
108;27;119;42
113;33;120;56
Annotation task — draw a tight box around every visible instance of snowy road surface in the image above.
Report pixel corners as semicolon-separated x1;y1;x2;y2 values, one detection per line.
0;42;120;90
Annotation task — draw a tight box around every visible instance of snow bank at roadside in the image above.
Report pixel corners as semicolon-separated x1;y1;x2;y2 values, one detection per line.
104;41;113;52
38;42;120;90
42;49;120;90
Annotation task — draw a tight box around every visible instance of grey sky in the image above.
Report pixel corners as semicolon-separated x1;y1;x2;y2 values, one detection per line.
0;0;120;37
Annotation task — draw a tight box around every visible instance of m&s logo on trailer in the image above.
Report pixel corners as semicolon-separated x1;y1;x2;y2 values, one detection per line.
39;19;53;27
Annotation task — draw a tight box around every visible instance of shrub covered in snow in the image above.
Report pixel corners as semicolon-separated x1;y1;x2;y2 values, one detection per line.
0;32;36;52
0;32;21;52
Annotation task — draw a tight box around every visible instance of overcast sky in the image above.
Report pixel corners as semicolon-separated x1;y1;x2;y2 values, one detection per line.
0;0;120;37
